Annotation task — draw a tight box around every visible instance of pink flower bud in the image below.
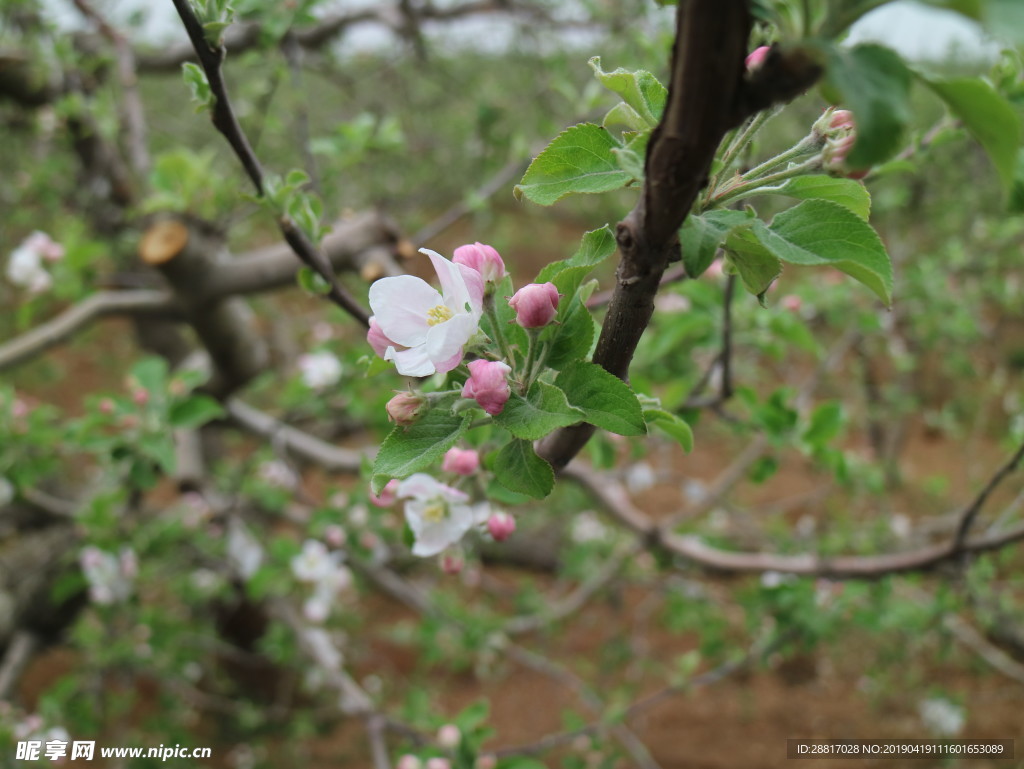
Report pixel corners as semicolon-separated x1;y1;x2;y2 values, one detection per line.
745;45;770;71
132;388;149;407
426;759;451;769
324;524;346;547
508;282;560;328
396;755;422;769
386;392;427;425
829;109;855;132
461;360;512;416
453;242;506;283
813;108;869;179
98;398;115;415
442;447;480;476
487;511;516;542
367;317;399;359
437;724;461;749
440;551;464;575
476;756;497;769
369;479;400;508
782;294;802;313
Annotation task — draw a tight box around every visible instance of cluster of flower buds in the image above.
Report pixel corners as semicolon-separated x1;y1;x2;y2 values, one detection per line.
368;242;563;420
813;107;868;180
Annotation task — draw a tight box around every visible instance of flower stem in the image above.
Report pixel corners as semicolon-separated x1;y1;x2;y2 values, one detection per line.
707;106;781;199
520;328;542;395
709;155;823;208
483;293;514;365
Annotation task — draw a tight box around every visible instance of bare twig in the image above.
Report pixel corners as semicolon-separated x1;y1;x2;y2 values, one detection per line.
943;612;1024;686
225;399;368;473
412;156;530;247
170;0;371;327
952;440;1024;551
0;290;176;373
566;438;1024;579
506;644;662;769
0;630;40;701
71;0;150;177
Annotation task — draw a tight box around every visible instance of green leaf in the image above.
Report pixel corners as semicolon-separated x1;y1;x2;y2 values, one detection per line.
821;43;913;169
297;266;331;295
987;0;1024;44
514;124;631;206
131;357;168;394
724;226;783;303
612;130;649;181
169;395;225;429
371;398;470;492
492;439;554;499
554;361;646;437
679;209;751;279
603;102;648;132
756;175;872;220
493;381;584;440
917;0;983;21
589;57;667;127
644;408;694;452
923;76;1021;190
536;225;617;283
803;402;845;446
486;478;533;506
1010;149;1024;214
734;199;893;305
544;287;597;369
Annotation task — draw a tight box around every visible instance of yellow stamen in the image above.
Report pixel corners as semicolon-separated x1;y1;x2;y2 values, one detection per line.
422;502;446;523
426;305;454;326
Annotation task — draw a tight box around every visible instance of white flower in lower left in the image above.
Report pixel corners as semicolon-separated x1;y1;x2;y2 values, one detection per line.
398;473;488;557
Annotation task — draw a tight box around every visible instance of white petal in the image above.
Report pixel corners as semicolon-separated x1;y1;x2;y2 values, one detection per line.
387;345;436;377
398;473;444;500
411;517;467;557
423;249;481;317
424;312;477;365
369;275;441;347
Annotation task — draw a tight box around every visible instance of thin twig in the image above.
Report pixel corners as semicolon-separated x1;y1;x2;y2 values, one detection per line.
225;399;368;473
0;631;40;701
952;440;1024;551
71;0;150;177
0;290;176;373
170;0;371;326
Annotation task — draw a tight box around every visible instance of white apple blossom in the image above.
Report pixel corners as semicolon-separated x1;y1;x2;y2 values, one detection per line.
258;459;297;489
291;539;335;582
397;473;489;557
297;351;343;389
5;231;62;293
79;546;135;605
368;249;484;377
919;696;965;736
227;518;264;579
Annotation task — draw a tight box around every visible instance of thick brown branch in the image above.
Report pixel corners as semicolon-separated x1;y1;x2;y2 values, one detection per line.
539;0;823;471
